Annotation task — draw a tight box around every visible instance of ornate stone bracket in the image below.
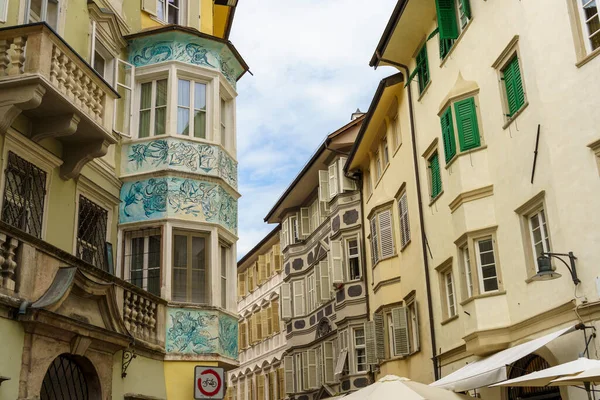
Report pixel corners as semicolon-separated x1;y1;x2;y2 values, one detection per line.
60;139;110;180
0;83;46;133
31;113;81;142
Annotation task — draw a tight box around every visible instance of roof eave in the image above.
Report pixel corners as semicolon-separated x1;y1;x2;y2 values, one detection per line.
369;0;410;68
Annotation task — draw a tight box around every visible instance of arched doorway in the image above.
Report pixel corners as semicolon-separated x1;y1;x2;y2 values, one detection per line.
40;354;101;400
507;354;562;400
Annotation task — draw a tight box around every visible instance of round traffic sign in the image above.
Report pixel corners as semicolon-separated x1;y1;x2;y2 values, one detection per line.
197;368;222;397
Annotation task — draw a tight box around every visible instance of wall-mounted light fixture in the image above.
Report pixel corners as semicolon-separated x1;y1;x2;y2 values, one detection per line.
531;252;580;285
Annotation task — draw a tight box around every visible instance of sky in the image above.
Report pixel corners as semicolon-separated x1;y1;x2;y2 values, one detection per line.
230;0;398;259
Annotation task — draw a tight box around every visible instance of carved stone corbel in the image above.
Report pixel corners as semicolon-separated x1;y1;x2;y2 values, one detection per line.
60;139;110;180
0;83;46;132
30;114;81;142
70;335;92;356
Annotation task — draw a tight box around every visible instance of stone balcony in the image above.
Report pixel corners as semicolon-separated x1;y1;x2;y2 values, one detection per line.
0;23;118;180
0;221;166;354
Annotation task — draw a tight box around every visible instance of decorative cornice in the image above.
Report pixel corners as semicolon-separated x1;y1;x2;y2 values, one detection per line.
588;138;600;154
448;185;494;213
373;276;401;294
514;190;546;215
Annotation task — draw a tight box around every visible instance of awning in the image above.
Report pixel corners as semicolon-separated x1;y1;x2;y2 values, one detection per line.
430;325;577;392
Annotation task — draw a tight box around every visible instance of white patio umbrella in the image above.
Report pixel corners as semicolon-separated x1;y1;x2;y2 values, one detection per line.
551;365;600;385
343;375;477;400
489;358;600;388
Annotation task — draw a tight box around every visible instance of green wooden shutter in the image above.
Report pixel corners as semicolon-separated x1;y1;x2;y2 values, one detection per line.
435;0;459;40
440;107;457;162
429;153;442;198
461;0;472;20
454;97;481;151
503;57;525;117
416;45;430;93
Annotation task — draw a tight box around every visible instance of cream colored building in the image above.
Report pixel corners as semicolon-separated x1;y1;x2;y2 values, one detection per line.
228;227;286;400
345;0;600;399
0;1;245;399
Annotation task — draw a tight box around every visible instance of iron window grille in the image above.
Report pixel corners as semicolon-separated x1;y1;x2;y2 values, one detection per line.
77;195;108;272
41;354;89;400
1;151;47;238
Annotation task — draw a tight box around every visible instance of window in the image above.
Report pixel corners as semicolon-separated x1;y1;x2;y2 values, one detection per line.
407;300;419;352
382;138;390;166
369;208;395;265
293;279;305;317
438;0;472;59
386;313;396;357
375;151;382;181
529;208;550;261
177;79;207;138
428;152;442;199
172;231;208;303
295;353;303;392
391;115;401;149
502;56;526;118
290;215;299;244
76;196;108;271
398;192;410;248
444;270;456;318
416;43;430;94
26;0;59;30
578;0;600;51
461;245;473;298
220;98;228;148
365;170;372;197
307;273;316;313
157;0;181;24
352;327;367;372
346;237;361;280
114;60;135;135
139;79;167;138
220;244;228;308
1;152;47;238
90;33;114;82
0;0;8;23
323;341;335;384
475;237;499;293
440;97;481;163
278;367;285;399
124;230;161;296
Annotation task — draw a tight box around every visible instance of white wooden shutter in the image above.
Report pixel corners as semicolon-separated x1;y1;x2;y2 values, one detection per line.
301;351;308;390
300;207;310;237
273;244;282;272
281;219;288;249
308;350;317;389
323;342;335;383
293;280;305;317
330;240;344;284
318;260;330;302
316;347;323;387
251;315;258;344
284;355;295;393
374;313;385;361
247;264;254;292
272;299;280;333
237;272;245;299
328;163;338;199
141;0;157;16
399;193;411;247
378;209;395;258
365;321;377;365
370;217;379;264
258;255;267;284
338;157;356;192
392;307;410;356
280;283;292;320
318;170;330;202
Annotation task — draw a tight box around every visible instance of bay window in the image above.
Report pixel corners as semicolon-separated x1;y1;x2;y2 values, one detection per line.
139;79;168;138
177;79;207;138
353;327;367;372
157;0;182;24
172;231;209;303
125;230;161;296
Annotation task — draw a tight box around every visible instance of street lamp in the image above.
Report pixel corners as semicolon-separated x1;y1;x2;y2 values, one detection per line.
531;252;580;285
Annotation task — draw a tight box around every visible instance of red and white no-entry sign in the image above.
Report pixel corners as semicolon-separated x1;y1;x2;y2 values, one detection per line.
194;367;225;399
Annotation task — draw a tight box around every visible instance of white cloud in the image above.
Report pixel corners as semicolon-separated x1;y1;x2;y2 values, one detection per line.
231;0;398;259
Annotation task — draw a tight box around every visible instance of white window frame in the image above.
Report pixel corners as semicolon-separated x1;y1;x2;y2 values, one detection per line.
345;236;361;280
0;0;8;23
25;0;60;30
528;207;551;262
90;23;115;83
475;237;499;294
375;151;382;181
462;245;473;298
444;270;456;318
456;0;470;29
295;353;303;392
382;137;390;167
157;0;185;24
124;229;162;296
577;0;600;53
293;279;305;317
365;170;372;198
307;272;316;313
353;326;367;373
113;59;135;136
137;77;169;138
290;215;299;244
220;243;229;309
407;300;419;353
386;312;396;357
177;78;208;138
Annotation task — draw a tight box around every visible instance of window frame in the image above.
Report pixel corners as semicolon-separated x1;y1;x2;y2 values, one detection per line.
492;38;528;127
369;206;396;266
137;77;169;138
577;0;600;53
75;194;110;272
25;0;60;30
352;326;367;373
176;77;208;138
124;229;162;297
157;0;186;24
439;0;472;60
475;236;499;294
345;235;361;281
515;192;553;279
220;243;229;309
0;0;8;23
444;270;457;318
171;230;210;304
416;43;430;94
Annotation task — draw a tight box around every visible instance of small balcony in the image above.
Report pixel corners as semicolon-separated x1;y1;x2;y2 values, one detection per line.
0;221;166;353
0;23;118;180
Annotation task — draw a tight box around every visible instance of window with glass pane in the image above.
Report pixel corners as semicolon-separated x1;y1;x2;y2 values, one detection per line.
125;230;161;296
220;98;227;147
386;313;396;357
353;328;367;372
139;79;167;138
177;79;206;138
172;232;208;304
94;52;106;78
476;238;498;293
115;60;134;134
221;245;228;308
27;0;59;29
407;301;419;351
445;271;456;317
177;79;191;135
0;0;7;23
462;246;473;298
347;238;360;280
383;138;389;166
76;196;108;272
375;152;382;180
168;0;180;23
290;215;299;244
529;208;550;260
581;0;600;51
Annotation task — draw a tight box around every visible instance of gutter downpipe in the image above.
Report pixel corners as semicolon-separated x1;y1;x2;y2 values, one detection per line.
379;55;439;381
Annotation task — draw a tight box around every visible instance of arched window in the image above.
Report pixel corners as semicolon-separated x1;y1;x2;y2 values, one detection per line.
40;354;101;400
507;354;562;400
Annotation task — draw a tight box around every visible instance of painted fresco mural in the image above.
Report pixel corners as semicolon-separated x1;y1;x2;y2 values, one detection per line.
166;308;238;359
128;32;244;88
124;138;237;189
119;176;238;233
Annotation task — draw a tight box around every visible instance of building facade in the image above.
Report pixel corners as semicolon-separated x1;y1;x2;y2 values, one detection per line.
346;0;600;399
227;227;286;400
264;115;371;399
0;1;245;399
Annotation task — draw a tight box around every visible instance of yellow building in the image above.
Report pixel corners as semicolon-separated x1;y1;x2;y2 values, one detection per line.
346;0;600;399
0;1;246;399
